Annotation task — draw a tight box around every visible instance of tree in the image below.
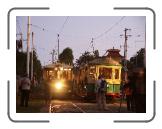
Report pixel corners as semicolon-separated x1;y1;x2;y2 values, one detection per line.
31;50;42;81
59;47;74;65
16;50;42;81
75;51;96;67
130;48;145;68
16;51;26;75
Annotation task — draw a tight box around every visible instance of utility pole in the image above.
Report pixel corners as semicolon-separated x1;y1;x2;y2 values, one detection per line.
31;32;34;80
57;34;60;61
123;28;131;62
121;28;131;81
26;16;30;77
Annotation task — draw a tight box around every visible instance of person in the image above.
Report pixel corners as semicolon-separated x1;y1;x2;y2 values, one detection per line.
43;77;52;105
19;74;31;107
123;77;133;111
95;75;107;111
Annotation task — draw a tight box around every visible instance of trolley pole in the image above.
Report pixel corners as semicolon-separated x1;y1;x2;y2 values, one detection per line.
26;16;31;77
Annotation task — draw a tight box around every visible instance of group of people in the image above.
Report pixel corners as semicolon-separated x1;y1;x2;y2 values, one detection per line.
95;68;146;113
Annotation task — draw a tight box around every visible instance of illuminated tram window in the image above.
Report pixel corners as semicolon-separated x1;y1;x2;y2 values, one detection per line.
99;67;112;79
115;69;119;79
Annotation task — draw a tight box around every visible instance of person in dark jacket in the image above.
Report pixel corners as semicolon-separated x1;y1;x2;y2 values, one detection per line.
123;76;135;111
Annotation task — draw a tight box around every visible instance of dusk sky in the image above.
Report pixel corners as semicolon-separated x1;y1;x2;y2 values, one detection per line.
16;16;145;66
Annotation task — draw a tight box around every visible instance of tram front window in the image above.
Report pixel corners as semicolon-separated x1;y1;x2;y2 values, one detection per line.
61;70;72;80
99;67;112;79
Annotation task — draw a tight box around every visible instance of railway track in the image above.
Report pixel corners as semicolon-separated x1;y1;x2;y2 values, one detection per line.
49;99;129;113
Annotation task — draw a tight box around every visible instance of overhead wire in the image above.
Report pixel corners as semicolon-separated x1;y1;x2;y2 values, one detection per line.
93;16;126;40
89;16;126;55
30;24;47;31
59;16;69;34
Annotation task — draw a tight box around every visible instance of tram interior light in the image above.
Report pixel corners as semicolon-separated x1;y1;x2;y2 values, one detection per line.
49;70;53;73
63;68;71;71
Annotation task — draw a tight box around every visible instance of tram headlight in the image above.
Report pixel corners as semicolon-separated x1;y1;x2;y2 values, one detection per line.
55;82;63;90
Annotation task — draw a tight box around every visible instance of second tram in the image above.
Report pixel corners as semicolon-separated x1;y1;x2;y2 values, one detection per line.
43;63;73;97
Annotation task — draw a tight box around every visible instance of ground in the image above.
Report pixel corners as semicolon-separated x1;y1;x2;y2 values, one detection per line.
17;95;132;113
16;83;132;113
49;99;130;113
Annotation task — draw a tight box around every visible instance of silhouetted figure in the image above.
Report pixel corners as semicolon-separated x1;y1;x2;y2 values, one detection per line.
134;68;146;113
123;76;135;111
20;74;31;107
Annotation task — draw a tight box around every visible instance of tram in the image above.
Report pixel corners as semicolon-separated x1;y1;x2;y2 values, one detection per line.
43;63;74;97
73;48;122;100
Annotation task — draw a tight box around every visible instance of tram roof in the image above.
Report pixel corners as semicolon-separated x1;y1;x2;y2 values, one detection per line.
43;63;72;69
88;56;122;66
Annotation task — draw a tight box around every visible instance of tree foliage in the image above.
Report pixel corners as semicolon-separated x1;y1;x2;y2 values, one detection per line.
16;51;26;75
59;47;74;65
32;51;42;81
130;48;145;68
16;50;42;81
75;51;97;67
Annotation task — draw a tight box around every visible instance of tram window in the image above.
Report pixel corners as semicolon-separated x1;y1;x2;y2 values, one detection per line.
115;69;119;79
49;70;53;76
62;71;66;79
53;71;57;79
99;68;112;79
62;71;67;79
62;71;72;80
90;66;96;74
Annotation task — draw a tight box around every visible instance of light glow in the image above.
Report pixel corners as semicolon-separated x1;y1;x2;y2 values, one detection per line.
55;82;63;90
